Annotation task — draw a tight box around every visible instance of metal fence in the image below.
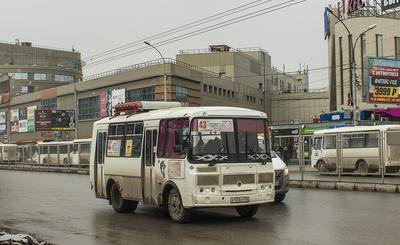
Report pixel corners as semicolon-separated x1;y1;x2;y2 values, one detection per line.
0;143;90;169
281;132;400;185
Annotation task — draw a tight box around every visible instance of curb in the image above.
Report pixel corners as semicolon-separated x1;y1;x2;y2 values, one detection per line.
0;165;89;175
289;180;399;193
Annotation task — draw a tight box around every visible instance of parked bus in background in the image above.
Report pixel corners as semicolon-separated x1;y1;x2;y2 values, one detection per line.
311;125;400;174
72;139;91;166
35;141;73;165
90;101;275;223
0;144;18;162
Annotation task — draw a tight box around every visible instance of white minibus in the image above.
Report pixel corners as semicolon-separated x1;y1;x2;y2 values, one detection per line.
36;141;73;165
311;125;400;174
0;144;18;162
72;139;91;166
90;102;275;223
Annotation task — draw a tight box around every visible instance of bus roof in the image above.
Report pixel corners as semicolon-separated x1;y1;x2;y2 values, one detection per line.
314;125;400;135
0;144;18;147
95;106;267;125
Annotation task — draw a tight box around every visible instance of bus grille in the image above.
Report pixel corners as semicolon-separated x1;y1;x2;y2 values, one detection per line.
223;174;255;185
197;175;219;186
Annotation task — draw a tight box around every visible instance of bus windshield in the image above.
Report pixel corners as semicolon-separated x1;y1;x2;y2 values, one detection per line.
190;118;270;163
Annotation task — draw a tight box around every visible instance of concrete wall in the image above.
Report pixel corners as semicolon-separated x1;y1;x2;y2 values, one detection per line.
271;92;329;124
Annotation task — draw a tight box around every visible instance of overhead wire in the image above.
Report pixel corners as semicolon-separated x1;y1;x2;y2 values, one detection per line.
83;0;275;61
84;0;307;68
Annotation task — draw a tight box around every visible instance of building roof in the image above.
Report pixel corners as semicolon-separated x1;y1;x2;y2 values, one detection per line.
95;106;267;125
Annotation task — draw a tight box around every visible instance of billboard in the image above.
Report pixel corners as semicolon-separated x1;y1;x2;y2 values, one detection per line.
10;109;19;122
35;110;75;131
382;0;400;11
111;89;125;115
0;111;6;124
366;57;400;103
100;90;112;118
27;106;37;132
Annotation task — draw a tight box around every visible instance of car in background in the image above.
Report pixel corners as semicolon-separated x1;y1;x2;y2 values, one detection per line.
272;151;289;203
258;136;289;203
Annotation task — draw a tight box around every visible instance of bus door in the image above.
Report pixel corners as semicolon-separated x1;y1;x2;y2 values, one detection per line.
94;131;107;198
143;128;158;204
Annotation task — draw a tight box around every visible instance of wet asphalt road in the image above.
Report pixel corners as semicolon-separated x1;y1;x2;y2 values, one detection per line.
0;170;399;245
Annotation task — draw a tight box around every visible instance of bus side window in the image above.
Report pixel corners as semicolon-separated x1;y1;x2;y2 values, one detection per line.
323;135;336;149
96;132;106;164
313;137;322;150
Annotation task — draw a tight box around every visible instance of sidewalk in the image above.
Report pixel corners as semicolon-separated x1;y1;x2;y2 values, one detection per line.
288;165;400;193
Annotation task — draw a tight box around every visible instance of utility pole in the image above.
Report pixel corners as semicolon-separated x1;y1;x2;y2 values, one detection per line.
144;41;167;101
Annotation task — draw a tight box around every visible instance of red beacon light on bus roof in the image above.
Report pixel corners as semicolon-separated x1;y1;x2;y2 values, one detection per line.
114;101;141;115
112;101;184;117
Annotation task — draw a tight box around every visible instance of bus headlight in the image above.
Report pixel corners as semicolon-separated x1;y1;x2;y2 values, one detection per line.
284;167;289;176
260;184;272;191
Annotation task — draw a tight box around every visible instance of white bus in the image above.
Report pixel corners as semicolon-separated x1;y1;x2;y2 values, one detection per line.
311;125;400;174
90;103;275;223
35;141;73;165
0;144;18;162
72;139;91;166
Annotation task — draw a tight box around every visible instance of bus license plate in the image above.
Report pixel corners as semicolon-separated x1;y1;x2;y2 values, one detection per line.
230;196;249;204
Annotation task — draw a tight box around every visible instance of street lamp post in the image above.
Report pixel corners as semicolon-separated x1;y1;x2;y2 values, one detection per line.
144;41;167;101
326;8;376;126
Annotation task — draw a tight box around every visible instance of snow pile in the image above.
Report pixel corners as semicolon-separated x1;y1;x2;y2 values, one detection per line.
0;231;48;245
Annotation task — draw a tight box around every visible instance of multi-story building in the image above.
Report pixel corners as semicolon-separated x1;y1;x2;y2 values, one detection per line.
0;59;261;143
327;1;400;118
0;41;82;97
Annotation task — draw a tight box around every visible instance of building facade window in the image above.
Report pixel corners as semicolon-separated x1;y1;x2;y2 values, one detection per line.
8;73;28;80
34;73;47;80
339;36;344;105
203;84;207;92
55;74;74;82
395;37;400;60
41;98;57;109
126;87;155;101
361;34;367;82
176;86;188;102
21;85;34;94
376;34;383;57
79;96;99;120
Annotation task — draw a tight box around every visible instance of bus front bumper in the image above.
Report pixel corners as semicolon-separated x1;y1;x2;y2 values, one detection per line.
190;191;275;207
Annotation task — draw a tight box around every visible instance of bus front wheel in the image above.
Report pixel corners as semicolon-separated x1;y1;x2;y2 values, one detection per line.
236;205;259;218
357;161;369;175
110;183;138;213
167;188;191;223
317;161;329;174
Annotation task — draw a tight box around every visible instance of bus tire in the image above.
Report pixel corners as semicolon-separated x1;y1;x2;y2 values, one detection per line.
110;183;138;213
357;160;368;175
167;188;191;223
317;161;329;174
236;204;259;218
274;193;286;203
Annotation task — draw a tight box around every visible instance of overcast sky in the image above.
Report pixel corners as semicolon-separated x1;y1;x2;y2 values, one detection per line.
1;0;337;89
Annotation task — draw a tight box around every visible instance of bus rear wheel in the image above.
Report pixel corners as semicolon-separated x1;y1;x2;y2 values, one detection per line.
236;205;259;218
110;183;138;213
167;188;191;223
